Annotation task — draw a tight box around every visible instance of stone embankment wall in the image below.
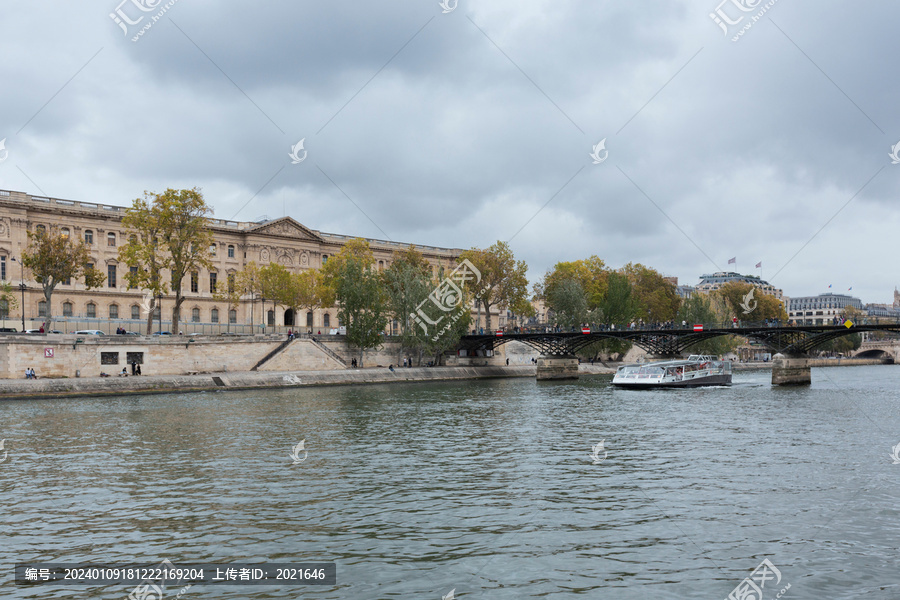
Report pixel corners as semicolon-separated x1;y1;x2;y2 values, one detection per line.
0;334;334;379
0;334;510;380
0;366;537;400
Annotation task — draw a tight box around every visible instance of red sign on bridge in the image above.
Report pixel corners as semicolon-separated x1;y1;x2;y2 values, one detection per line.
693;324;704;331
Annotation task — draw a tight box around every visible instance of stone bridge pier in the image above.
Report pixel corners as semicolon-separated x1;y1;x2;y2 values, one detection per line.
771;353;811;385
535;355;579;380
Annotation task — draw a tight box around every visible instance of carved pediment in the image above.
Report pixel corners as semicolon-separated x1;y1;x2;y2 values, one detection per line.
248;217;322;242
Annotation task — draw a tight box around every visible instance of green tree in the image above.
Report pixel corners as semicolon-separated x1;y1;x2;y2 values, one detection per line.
423;298;471;366
713;281;788;325
157;188;214;329
622;263;680;323
212;271;242;332
382;246;433;356
599;271;638;326
676;294;737;355
120;194;168;333
121;188;214;331
22;228;105;330
283;268;333;329
322;238;388;365
535;256;607;310
458;241;531;331
547;278;588;329
0;281;19;321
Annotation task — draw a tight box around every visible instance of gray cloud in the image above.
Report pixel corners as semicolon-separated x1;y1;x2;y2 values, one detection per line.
0;0;898;301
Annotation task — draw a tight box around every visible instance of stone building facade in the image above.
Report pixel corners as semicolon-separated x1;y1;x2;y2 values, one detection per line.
0;189;487;333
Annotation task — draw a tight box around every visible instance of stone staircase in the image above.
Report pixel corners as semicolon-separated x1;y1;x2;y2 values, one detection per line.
251;338;295;371
308;338;348;368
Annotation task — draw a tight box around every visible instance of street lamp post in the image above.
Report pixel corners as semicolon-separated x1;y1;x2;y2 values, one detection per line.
260;296;266;333
157;293;163;334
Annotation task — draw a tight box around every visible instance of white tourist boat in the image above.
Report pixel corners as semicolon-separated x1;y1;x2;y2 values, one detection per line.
612;355;732;388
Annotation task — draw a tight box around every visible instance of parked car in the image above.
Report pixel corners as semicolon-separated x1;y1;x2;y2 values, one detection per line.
152;331;173;335
74;330;104;335
0;327;17;333
124;331;141;335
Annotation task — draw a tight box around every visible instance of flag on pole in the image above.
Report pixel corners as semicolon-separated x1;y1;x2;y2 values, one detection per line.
828;284;832;288
848;286;852;291
728;257;736;265
755;261;762;268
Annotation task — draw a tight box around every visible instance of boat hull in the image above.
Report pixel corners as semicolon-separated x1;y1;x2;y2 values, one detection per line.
611;373;731;389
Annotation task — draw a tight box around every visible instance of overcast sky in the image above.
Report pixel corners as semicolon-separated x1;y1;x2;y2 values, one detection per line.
1;1;898;303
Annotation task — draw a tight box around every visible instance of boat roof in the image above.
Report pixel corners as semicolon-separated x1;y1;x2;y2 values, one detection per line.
619;355;719;368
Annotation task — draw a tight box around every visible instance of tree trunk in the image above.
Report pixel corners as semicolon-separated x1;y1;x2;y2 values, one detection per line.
173;292;184;334
42;284;54;331
482;298;492;332
145;297;156;334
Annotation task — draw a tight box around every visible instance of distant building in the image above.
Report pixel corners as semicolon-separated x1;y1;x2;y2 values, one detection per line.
695;272;783;299
787;293;862;325
865;303;900;320
675;285;696;299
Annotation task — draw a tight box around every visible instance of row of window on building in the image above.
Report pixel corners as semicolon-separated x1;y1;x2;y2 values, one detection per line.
34;225;240;257
0;300;340;328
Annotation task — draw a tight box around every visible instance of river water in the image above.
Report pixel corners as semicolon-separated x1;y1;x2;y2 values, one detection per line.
2;366;900;599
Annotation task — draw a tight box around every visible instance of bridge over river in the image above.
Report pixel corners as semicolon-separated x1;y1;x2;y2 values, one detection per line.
458;322;900;384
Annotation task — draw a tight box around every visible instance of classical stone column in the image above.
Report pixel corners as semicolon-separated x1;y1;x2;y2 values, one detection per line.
771;353;811;385
536;355;579;380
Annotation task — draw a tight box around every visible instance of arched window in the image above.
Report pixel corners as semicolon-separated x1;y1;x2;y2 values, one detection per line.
36;225;46;235
131;305;140;320
191;308;200;322
129;234;137;245
60;227;70;239
378;260;384;271
227;245;235;258
211;308;219;323
267;310;275;326
63;302;73;317
107;232;116;247
109;304;119;319
0;299;8;319
228;309;237;324
190;272;198;293
322;255;328;264
86;303;96;318
227;273;235;294
323;313;330;328
209;243;217;256
306;311;313;328
84;230;93;245
38;301;48;317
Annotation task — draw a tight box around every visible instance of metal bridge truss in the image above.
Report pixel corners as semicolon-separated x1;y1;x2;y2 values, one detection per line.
458;324;900;357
